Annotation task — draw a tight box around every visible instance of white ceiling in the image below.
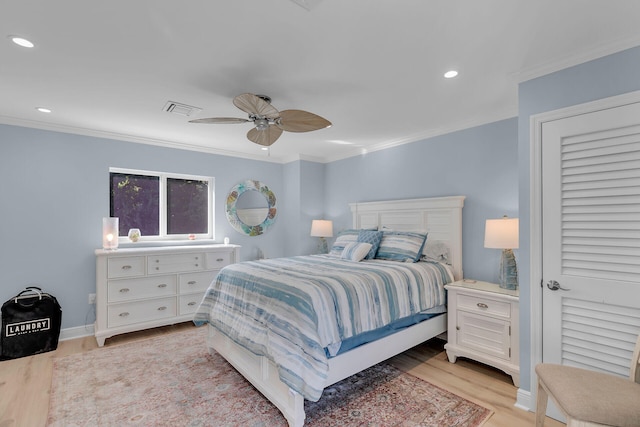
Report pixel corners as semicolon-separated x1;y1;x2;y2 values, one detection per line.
2;1;640;163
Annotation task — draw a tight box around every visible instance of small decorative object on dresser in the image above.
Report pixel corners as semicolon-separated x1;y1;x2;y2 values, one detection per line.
127;228;141;242
94;244;240;346
444;280;520;386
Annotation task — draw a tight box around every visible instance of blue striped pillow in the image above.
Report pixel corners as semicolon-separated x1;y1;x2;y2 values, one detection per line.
329;229;359;256
375;231;428;262
341;242;373;262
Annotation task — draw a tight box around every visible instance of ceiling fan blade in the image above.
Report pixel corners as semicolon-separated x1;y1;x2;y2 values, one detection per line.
247;124;283;146
233;93;280;119
189;117;250;124
277;109;332;132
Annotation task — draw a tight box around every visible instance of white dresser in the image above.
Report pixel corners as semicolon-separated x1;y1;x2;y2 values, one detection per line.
444;280;520;386
95;244;240;346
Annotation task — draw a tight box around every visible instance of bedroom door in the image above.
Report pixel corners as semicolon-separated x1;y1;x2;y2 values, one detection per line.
541;99;640;411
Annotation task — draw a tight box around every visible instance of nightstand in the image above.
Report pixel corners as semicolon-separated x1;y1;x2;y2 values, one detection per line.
444;280;519;386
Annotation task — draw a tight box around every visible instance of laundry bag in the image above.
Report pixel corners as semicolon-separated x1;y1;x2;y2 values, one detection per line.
1;286;62;359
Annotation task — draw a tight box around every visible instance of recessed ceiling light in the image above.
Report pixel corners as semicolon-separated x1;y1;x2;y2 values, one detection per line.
261;147;269;151
10;36;35;48
36;107;52;113
444;70;459;79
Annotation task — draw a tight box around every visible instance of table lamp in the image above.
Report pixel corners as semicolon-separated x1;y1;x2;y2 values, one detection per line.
484;216;519;290
310;219;333;254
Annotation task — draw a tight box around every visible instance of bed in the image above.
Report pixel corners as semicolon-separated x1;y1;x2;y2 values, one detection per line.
194;196;465;426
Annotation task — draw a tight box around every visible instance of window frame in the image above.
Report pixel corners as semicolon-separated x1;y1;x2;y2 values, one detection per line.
109;167;215;242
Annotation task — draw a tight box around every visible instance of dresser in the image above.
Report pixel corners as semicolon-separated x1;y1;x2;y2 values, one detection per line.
444;280;520;386
95;244;240;346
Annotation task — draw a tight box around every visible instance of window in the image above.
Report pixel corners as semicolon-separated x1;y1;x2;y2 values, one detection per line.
110;168;214;241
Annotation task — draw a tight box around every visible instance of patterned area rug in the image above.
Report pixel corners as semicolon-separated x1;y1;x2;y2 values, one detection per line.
48;327;492;426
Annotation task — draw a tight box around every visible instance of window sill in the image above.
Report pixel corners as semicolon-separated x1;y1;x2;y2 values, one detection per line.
117;239;219;249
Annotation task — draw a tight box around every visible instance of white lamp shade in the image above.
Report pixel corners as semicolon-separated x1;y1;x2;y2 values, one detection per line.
484;217;519;249
310;219;333;237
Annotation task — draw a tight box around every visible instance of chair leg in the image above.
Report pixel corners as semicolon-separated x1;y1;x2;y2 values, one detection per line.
536;380;549;427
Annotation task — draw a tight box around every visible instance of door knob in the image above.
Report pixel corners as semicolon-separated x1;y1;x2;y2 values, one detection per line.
547;280;570;291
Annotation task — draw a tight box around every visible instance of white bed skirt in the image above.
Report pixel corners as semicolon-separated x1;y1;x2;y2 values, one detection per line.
206;313;447;427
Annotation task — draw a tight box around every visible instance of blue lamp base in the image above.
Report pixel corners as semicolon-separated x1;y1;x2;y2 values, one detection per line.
316;237;329;254
499;249;518;290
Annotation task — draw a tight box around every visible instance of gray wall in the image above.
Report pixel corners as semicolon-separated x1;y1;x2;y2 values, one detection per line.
517;45;640;392
0;125;286;329
324;118;519;283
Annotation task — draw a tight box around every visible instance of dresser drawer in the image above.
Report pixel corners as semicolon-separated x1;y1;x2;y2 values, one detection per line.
205;251;233;269
108;256;145;278
147;253;204;274
107;297;177;328
179;271;215;294
457;293;511;319
107;275;177;303
179;293;203;315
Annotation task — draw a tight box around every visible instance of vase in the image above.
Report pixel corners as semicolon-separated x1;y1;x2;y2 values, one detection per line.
128;228;141;242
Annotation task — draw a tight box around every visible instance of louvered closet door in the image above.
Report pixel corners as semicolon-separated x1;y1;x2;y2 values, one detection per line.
542;101;640;388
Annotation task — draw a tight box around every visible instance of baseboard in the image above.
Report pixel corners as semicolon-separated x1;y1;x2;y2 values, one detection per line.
515;387;532;412
59;324;95;342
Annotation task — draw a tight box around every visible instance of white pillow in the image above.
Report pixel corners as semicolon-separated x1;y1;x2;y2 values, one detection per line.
341;242;373;262
423;240;450;263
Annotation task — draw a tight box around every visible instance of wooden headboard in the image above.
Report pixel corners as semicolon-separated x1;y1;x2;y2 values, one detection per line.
349;196;465;280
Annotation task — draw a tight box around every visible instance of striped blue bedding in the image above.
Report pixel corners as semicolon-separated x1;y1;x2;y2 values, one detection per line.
193;255;452;401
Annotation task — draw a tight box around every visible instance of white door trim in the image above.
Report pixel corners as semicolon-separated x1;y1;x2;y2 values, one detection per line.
528;89;640;410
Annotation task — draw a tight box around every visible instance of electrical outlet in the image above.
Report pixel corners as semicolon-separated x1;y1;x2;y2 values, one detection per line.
88;293;96;304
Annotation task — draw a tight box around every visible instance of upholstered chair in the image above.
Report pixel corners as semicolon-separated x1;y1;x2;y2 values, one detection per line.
535;334;640;427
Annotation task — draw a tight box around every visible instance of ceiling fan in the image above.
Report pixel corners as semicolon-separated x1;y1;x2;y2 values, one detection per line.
189;93;331;147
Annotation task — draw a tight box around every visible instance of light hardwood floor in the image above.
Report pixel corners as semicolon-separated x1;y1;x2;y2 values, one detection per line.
0;322;564;427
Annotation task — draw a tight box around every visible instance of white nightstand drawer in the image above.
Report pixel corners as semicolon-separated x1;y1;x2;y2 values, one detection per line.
457;293;511;319
179;271;214;294
107;297;177;328
147;253;204;274
179;293;203;315
205;251;232;269
108;256;145;278
457;311;511;360
107;275;177;303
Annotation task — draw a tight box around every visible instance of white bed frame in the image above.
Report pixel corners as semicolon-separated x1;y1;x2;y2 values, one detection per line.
206;196;465;426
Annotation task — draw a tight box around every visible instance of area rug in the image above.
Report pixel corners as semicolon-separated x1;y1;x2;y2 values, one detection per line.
48;327;492;426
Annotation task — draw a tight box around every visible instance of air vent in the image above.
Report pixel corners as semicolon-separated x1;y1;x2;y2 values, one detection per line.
163;101;202;117
290;0;323;11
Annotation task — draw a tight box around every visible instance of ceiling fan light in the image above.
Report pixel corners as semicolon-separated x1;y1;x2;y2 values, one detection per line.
255;118;269;131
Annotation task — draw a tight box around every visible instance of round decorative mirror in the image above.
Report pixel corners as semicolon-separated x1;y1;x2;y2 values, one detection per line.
226;180;277;236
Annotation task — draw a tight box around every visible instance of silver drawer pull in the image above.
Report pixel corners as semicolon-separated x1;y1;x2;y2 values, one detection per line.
217;258;224;262
188;280;196;285
477;302;489;309
119;312;130;317
119;288;130;293
158;306;167;311
195;256;199;260
121;265;132;270
187;301;197;306
156;267;159;270
195;263;199;267
155;259;159;263
158;284;167;288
